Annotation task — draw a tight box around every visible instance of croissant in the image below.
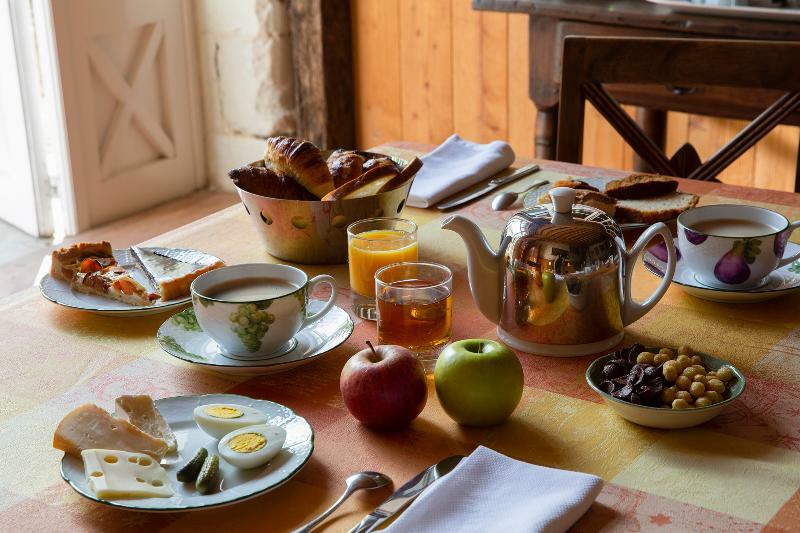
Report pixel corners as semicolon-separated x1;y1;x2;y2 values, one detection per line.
327;149;366;188
264;136;334;198
229;165;317;200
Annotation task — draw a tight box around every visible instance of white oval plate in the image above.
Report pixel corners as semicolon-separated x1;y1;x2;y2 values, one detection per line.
157;302;354;375
643;241;800;303
60;393;313;511
40;247;222;317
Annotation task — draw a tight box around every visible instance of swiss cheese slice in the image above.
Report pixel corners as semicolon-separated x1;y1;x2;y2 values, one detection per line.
53;404;168;460
115;395;177;453
81;449;173;499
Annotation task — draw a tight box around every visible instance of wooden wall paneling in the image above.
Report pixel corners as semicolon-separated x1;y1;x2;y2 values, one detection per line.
665;111;690;157
351;0;402;149
289;0;356;149
399;0;453;145
581;103;627;171
685;115;755;187
506;13;535;158
753;125;800;191
452;0;508;143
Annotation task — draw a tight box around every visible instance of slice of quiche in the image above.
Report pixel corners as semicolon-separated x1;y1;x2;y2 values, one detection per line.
131;246;225;301
50;241;116;282
72;265;160;306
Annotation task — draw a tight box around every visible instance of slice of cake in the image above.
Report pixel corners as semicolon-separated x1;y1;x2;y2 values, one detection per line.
131;246;225;301
615;192;699;224
604;174;679;199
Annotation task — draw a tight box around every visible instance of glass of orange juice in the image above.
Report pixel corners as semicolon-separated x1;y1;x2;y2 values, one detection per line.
347;218;418;320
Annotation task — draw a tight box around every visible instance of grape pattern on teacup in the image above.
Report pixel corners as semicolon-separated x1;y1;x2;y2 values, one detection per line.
229;302;276;352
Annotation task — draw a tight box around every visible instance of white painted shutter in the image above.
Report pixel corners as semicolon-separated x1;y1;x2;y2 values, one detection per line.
51;0;204;230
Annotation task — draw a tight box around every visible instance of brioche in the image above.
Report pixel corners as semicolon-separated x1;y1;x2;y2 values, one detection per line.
327;149;366;188
362;157;399;173
229;165;317;200
264;136;334;198
604;174;678;199
615;192;699;223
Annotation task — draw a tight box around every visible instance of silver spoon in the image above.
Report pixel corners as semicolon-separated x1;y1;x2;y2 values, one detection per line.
491;179;549;211
293;471;392;533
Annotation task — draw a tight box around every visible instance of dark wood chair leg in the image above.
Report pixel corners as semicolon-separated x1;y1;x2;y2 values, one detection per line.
535;104;558;160
795;135;800;193
634;108;667;173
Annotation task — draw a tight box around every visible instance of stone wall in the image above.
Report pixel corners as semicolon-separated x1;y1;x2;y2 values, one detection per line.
194;0;296;191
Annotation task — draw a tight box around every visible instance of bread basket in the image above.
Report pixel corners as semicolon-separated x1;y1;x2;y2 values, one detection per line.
235;151;419;264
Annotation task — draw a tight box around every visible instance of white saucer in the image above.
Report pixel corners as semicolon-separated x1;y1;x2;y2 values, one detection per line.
643;241;800;303
60;393;313;511
157;301;354;375
40;247;222;317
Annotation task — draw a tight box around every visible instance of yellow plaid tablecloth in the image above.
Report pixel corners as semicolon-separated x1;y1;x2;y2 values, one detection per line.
2;143;799;532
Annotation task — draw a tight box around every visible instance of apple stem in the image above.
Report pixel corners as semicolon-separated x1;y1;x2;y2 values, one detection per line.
366;340;377;357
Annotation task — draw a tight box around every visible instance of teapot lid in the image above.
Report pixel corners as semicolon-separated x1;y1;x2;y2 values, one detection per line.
502;187;621;274
506;187;619;245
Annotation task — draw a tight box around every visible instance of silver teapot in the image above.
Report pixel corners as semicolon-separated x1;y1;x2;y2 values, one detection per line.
441;187;677;356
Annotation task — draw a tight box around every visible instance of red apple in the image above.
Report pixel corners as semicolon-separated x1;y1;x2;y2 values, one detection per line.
340;342;427;429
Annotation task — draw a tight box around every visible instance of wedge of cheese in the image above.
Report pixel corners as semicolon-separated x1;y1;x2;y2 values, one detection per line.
115;395;177;453
53;404;168;460
81;449;173;499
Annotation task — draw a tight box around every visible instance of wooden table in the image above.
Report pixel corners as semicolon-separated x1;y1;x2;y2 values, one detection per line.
3;143;800;532
473;0;800;172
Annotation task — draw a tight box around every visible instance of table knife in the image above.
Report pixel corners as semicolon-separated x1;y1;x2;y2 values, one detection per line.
348;455;464;533
436;163;541;210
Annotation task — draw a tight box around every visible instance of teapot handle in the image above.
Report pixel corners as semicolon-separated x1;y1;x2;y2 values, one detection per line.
622;223;676;327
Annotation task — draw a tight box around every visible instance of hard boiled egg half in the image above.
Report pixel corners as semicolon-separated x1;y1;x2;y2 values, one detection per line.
218;424;286;469
193;404;268;439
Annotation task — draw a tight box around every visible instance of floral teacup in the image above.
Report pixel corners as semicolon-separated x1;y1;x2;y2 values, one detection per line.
677;205;800;290
190;264;337;359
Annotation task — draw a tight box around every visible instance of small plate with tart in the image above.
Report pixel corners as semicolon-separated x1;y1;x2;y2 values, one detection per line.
40;242;225;316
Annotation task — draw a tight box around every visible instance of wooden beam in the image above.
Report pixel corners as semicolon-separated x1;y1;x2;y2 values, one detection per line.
288;0;356;149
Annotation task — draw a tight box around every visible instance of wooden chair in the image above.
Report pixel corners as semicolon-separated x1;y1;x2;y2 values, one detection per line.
556;37;800;188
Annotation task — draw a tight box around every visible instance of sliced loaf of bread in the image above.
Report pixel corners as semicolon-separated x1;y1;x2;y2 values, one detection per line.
615;192;699;223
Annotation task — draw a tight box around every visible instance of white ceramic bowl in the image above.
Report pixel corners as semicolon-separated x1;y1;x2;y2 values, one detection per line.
586;349;745;429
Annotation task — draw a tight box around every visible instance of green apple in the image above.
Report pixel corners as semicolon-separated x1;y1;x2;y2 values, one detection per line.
434;339;524;426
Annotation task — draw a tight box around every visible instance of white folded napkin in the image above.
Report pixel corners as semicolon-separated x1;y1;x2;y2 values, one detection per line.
407;134;516;208
384;446;603;533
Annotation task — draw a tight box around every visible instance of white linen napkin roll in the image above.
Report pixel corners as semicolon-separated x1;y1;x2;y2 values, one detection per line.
384;446;603;533
407;134;516;208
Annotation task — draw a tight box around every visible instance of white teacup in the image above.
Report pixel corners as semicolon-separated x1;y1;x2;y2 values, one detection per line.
677;205;800;289
190;264;337;359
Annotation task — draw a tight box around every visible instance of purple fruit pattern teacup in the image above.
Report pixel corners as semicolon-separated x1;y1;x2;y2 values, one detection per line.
677;205;800;290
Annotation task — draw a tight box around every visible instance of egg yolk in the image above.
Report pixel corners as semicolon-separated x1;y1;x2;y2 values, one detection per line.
205;406;244;419
228;433;266;453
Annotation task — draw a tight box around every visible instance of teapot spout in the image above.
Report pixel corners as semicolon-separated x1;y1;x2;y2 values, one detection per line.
441;214;502;324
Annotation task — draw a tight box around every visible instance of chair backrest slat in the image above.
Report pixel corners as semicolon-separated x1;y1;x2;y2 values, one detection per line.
556;36;800;185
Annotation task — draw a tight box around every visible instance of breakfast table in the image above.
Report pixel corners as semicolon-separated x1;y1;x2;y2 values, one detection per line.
2;141;800;532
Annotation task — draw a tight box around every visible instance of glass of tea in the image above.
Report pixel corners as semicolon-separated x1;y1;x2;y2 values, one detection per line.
347;218;418;320
375;261;453;372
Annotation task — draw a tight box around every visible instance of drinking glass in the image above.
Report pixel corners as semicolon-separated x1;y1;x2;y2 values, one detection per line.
375;261;453;372
347;218;418;320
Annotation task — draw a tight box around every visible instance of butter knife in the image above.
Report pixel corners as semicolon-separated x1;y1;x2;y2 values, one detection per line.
348;455;464;533
436;164;541;210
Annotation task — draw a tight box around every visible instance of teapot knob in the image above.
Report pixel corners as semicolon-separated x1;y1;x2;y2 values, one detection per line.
549;187;576;214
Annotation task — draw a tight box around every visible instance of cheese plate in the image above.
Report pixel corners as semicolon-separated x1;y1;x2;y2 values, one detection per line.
59;394;314;511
